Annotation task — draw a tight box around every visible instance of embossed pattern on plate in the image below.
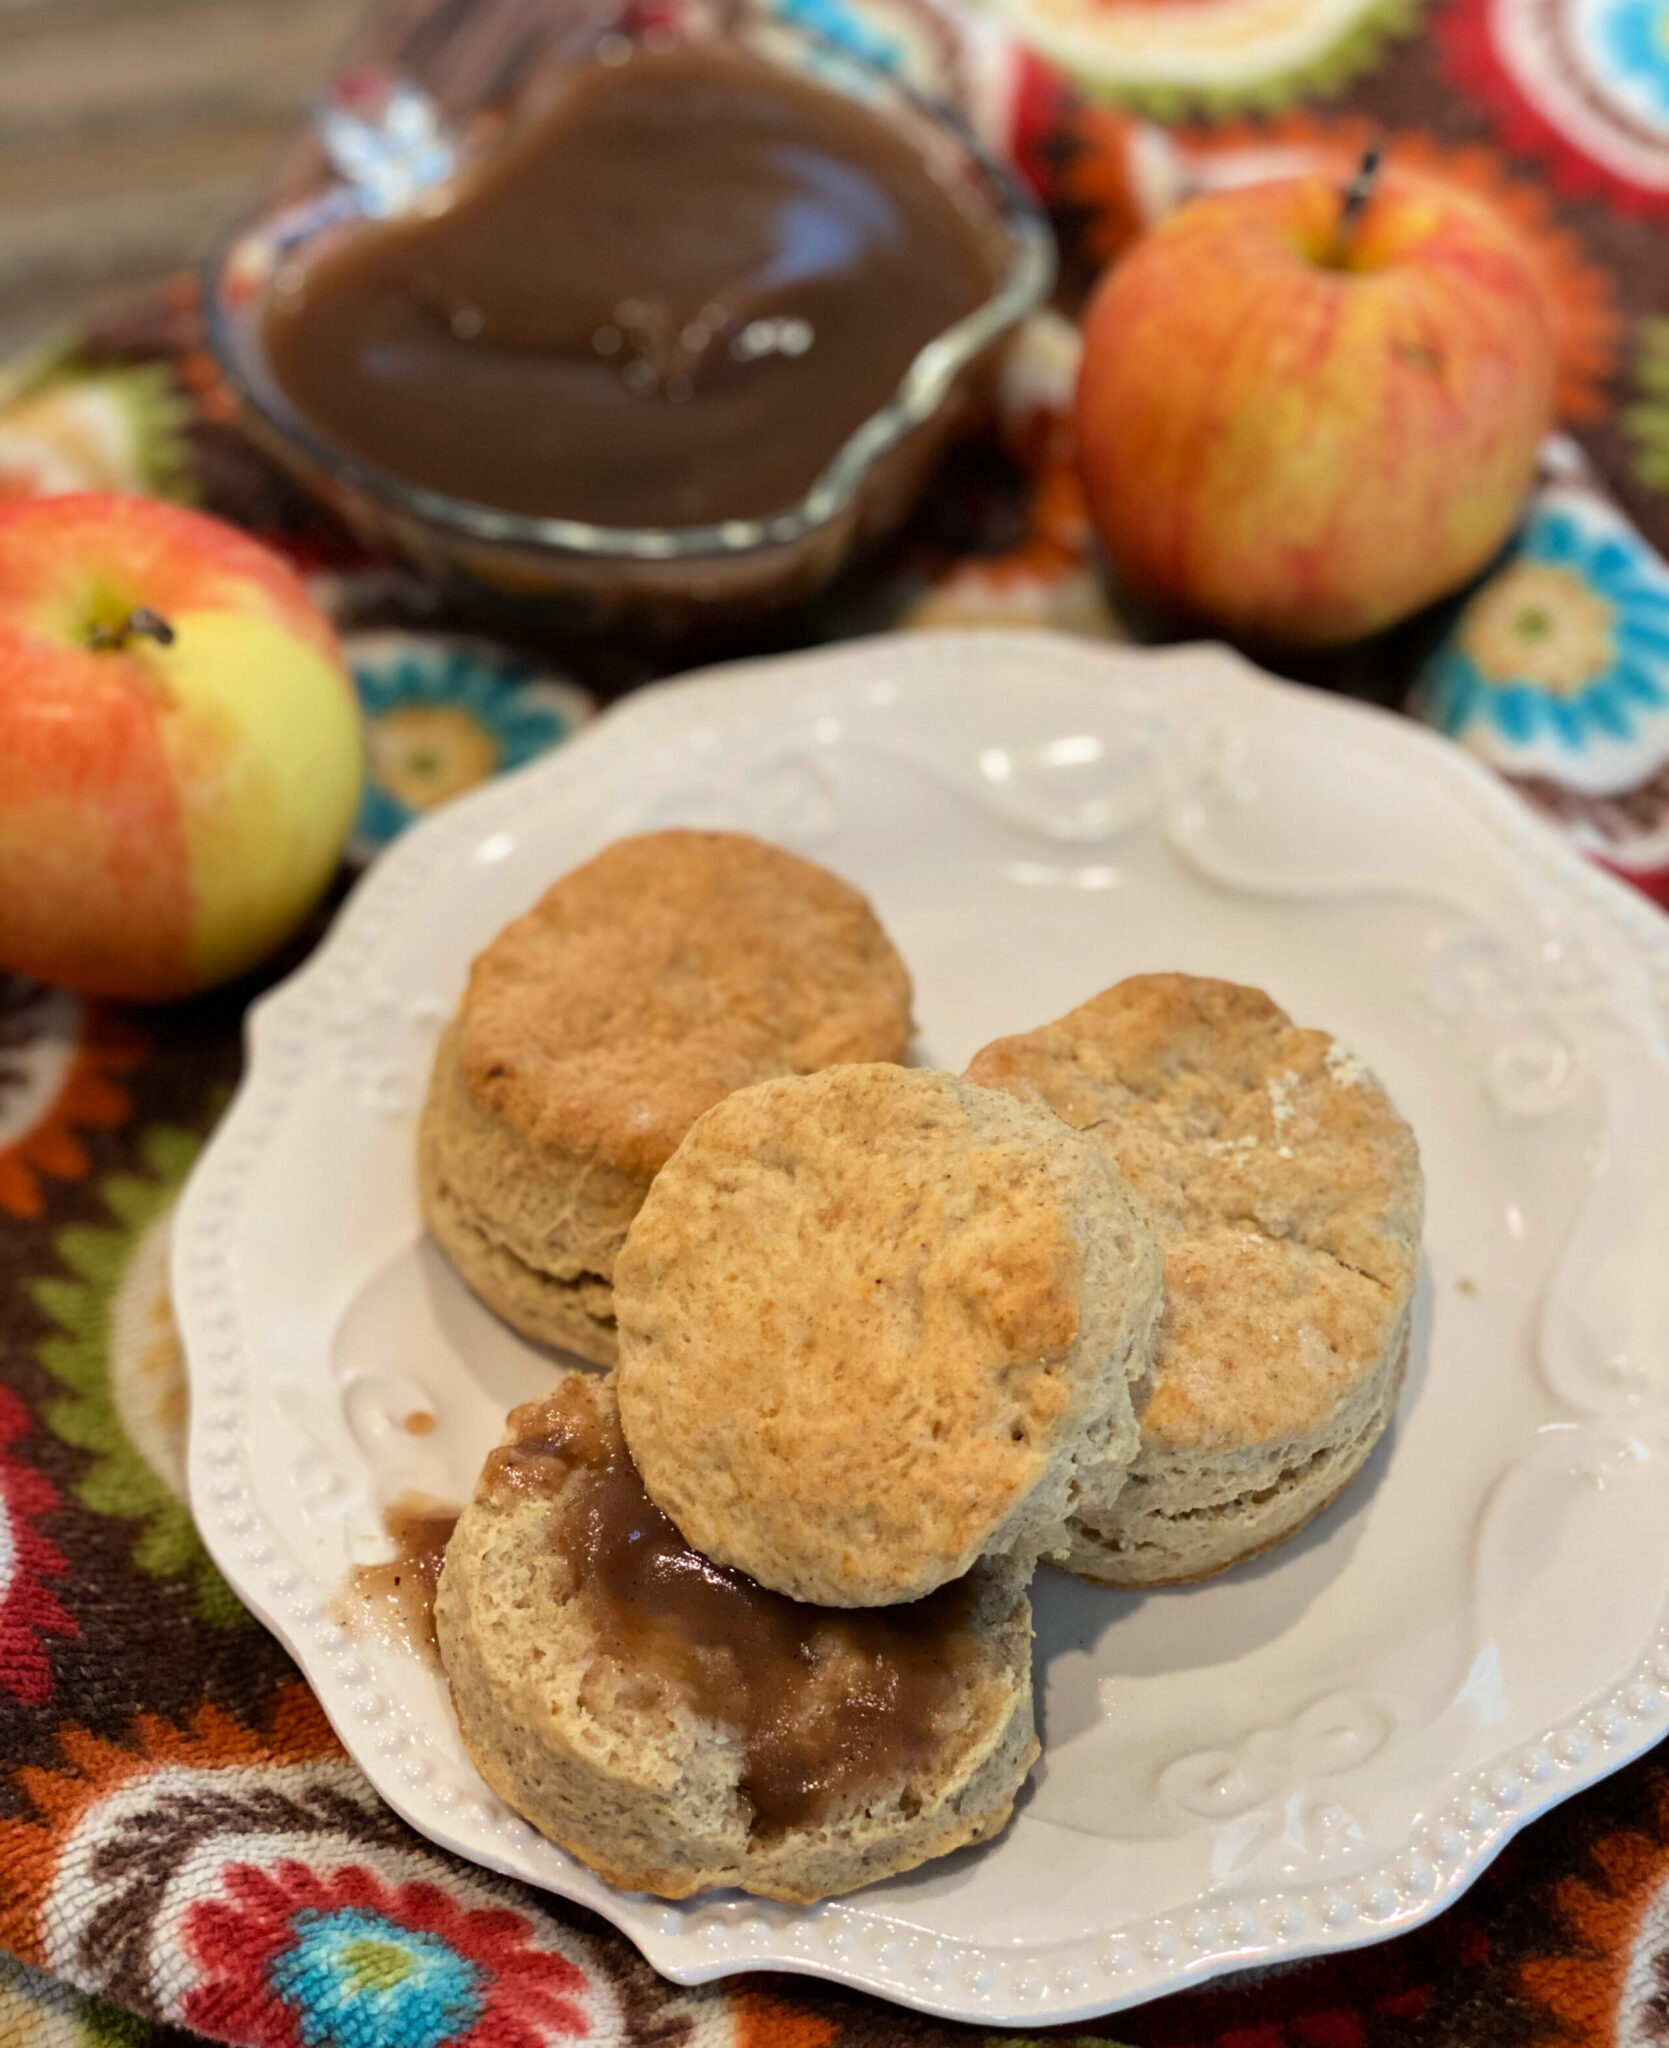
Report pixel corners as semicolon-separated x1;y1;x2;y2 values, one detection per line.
177;632;1669;2026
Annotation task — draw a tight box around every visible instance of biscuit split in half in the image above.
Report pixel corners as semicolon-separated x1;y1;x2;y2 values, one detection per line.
614;1062;1164;1607
968;973;1423;1586
418;830;912;1363
436;1374;1039;1901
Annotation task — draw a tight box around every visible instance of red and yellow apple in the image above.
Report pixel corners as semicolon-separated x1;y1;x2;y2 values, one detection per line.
0;493;362;1001
1074;166;1557;647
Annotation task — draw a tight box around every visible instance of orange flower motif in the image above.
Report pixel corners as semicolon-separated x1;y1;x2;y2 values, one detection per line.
1051;102;1173;268
732;1989;839;2048
1517;1768;1669;2045
904;312;1131;637
0;1686;342;1965
0;984;144;1221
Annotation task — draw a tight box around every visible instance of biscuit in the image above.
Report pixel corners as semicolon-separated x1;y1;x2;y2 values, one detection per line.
968;974;1422;1586
435;1376;1038;1902
418;830;913;1364
614;1062;1164;1606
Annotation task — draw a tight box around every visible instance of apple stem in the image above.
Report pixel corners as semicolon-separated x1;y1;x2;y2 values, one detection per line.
88;606;176;653
1335;145;1383;259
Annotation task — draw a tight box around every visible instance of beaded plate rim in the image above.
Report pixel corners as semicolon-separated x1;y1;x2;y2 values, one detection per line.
178;629;1669;2025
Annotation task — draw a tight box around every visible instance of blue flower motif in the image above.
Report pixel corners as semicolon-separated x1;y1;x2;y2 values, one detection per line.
1419;503;1669;759
269;1906;483;2048
348;635;592;859
1593;0;1669;121
320;79;456;218
775;0;906;72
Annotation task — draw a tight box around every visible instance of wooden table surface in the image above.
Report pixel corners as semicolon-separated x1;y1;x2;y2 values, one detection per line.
0;0;361;358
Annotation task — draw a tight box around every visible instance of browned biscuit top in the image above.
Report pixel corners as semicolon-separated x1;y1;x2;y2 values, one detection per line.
458;830;913;1180
615;1062;1160;1606
967;974;1422;1452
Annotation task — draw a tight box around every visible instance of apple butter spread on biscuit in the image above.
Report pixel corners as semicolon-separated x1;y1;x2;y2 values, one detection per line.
485;1382;989;1837
436;1374;1038;1900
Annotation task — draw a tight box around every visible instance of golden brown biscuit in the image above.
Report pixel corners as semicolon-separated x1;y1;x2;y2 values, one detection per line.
968;974;1423;1585
614;1062;1163;1606
436;1375;1038;1902
418;830;913;1363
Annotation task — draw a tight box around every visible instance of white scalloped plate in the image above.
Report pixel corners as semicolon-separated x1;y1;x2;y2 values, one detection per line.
177;630;1669;2027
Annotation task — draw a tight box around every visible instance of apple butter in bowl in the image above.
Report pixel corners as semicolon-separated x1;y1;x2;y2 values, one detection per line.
206;13;1053;638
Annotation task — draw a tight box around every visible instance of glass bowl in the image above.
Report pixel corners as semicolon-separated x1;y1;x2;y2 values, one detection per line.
203;0;1055;642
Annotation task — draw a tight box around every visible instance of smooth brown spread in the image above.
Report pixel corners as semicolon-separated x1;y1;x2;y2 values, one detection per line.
260;45;1002;527
489;1384;987;1836
345;1499;458;1661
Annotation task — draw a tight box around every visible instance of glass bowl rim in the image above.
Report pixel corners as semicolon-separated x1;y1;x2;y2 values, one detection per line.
202;25;1057;565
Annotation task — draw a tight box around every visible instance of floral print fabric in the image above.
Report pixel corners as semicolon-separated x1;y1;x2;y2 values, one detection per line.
1;0;1667;2042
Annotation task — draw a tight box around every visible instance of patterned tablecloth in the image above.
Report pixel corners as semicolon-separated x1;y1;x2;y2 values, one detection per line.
2;0;1669;2041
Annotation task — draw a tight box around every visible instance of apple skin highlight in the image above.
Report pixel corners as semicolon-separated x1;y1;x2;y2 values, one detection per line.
1074;170;1557;649
0;494;362;1001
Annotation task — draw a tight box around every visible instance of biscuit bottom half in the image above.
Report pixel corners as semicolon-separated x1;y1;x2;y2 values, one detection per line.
1061;1315;1409;1588
436;1375;1039;1902
418;1020;645;1366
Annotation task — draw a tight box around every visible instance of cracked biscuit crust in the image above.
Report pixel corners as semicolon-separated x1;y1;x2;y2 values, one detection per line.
967;975;1422;1583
